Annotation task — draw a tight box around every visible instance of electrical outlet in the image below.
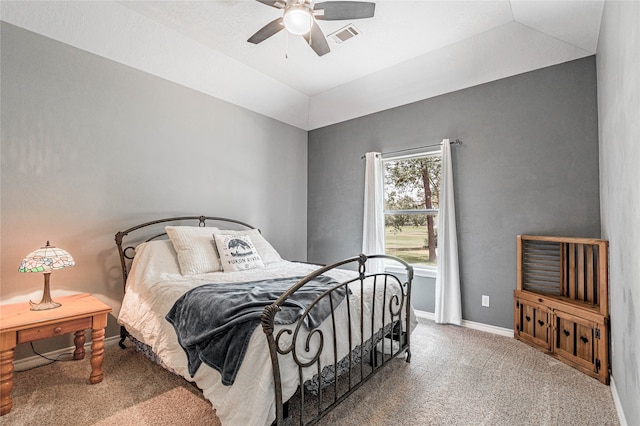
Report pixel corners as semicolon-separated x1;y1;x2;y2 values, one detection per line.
482;295;490;307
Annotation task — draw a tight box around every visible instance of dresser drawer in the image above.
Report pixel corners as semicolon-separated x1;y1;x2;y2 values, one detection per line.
18;317;92;343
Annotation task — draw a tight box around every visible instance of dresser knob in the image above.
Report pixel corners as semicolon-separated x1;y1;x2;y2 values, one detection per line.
54;327;62;334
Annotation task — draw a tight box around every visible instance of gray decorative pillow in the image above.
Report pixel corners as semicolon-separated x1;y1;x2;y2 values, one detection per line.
213;234;265;272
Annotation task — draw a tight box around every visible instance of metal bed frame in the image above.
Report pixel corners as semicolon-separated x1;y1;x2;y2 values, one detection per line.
115;215;414;425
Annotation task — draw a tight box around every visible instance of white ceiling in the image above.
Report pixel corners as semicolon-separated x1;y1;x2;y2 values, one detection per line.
1;1;604;130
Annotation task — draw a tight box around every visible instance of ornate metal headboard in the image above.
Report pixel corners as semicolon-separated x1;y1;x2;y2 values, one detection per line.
114;215;256;290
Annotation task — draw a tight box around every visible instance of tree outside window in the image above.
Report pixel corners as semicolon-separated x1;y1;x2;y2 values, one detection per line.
383;153;441;268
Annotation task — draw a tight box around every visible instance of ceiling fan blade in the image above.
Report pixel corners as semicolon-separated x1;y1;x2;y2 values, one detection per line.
248;17;285;44
303;20;330;56
254;0;285;9
314;1;375;20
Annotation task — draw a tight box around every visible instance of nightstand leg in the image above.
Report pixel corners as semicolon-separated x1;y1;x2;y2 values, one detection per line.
89;328;105;384
74;330;86;360
0;347;15;416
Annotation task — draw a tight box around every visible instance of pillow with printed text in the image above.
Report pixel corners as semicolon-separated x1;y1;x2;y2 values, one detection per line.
213;233;265;272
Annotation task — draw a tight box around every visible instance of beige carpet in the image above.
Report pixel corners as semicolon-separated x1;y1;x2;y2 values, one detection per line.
4;338;221;425
3;319;620;426
315;320;619;426
93;387;220;426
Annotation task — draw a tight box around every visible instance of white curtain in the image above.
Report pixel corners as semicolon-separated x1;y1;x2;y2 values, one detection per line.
362;152;385;273
435;139;462;325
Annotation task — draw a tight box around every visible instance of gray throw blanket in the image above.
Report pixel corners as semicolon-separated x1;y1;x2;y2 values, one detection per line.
165;275;346;385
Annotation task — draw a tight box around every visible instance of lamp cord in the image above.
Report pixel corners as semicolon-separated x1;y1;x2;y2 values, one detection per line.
13;342;74;373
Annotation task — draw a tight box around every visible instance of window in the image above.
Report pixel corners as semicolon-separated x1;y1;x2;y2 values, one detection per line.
383;152;441;270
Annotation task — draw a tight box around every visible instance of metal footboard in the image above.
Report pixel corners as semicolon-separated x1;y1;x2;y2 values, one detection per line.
261;254;413;425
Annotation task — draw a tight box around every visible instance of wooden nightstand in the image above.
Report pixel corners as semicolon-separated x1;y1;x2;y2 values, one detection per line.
0;293;112;415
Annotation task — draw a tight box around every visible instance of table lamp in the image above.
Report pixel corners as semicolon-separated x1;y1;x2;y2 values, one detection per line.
18;241;75;310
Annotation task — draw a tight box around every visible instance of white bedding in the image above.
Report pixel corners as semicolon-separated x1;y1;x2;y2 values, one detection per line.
118;240;416;425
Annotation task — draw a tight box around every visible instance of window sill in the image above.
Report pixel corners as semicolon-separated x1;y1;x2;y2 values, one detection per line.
385;264;437;279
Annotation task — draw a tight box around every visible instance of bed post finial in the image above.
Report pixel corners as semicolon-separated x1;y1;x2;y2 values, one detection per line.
261;304;280;336
358;253;368;279
115;231;125;246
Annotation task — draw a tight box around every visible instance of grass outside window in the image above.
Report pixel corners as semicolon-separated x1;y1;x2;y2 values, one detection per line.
385;224;437;268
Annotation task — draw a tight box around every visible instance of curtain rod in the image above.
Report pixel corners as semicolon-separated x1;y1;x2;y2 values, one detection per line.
361;139;462;160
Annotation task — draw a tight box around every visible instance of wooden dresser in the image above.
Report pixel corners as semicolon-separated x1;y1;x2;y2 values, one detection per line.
513;235;609;384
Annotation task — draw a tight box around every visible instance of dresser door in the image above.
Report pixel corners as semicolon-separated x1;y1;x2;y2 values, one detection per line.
515;297;551;350
553;310;602;374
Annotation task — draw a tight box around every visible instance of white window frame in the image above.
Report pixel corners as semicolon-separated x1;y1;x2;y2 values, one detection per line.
382;150;441;278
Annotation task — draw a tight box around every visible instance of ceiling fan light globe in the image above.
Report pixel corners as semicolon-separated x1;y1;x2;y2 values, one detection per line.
284;7;312;35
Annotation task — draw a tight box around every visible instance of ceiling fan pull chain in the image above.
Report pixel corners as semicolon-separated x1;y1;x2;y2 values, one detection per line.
285;30;289;59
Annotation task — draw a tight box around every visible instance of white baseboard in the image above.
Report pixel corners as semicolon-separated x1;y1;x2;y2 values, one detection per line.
610;376;629;426
461;319;513;337
14;335;120;371
414;309;435;321
415;310;513;337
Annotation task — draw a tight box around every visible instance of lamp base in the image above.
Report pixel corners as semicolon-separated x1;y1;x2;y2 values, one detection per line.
30;272;62;311
29;300;62;311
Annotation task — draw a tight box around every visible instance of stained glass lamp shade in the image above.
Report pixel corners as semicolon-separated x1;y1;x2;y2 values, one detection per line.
18;241;75;310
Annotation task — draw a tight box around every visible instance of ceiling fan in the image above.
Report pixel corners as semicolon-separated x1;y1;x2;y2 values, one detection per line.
247;0;376;57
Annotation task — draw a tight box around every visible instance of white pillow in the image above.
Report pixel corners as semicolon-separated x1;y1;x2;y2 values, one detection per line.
212;228;282;265
213;234;265;272
165;226;221;275
132;239;181;276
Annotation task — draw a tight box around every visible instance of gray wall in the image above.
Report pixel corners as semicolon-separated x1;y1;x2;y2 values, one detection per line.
308;57;601;329
0;23;308;358
597;2;640;424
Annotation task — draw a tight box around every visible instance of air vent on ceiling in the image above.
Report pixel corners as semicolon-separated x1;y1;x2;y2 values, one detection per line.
328;24;361;45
